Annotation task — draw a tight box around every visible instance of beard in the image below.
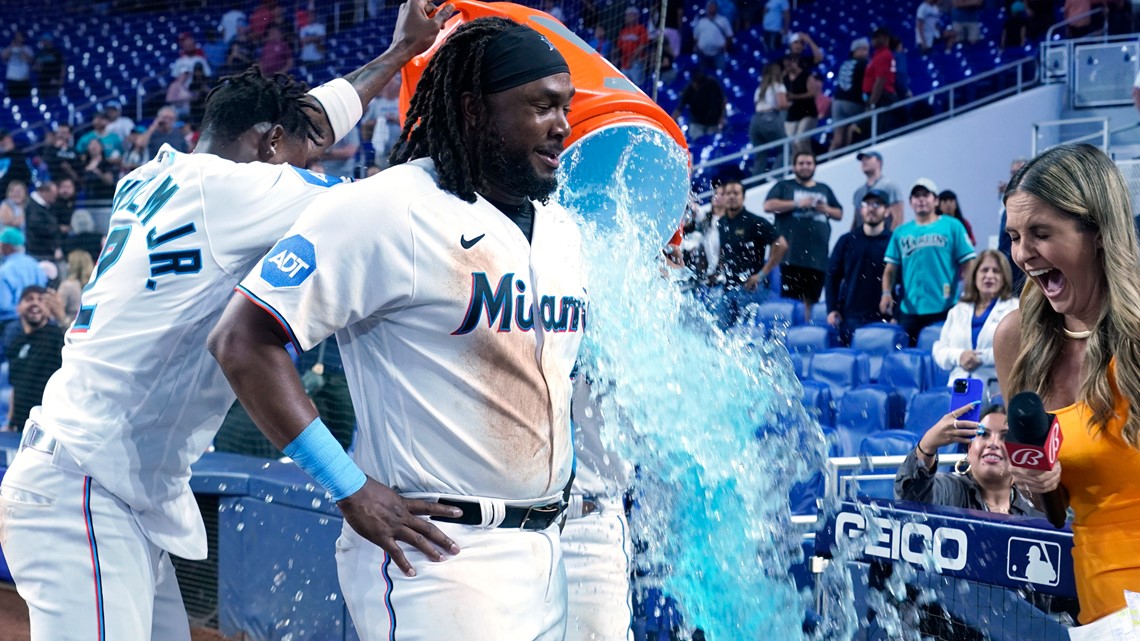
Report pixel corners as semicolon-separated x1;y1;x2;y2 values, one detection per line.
476;123;559;203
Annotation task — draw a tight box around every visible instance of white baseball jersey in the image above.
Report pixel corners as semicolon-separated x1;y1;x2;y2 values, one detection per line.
237;158;587;502
35;145;348;560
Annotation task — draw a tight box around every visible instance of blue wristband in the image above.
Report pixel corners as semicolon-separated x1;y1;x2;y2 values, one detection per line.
282;417;366;501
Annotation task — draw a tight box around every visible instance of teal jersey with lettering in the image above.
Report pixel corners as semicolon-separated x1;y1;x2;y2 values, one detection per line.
37;144;347;560
884;215;976;315
239;158;586;504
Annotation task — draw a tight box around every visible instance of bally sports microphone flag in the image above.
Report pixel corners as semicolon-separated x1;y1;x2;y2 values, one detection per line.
1006;391;1067;528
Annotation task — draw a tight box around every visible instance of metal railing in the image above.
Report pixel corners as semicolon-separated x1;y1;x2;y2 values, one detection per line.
1032;116;1110;155
1043;6;1107;43
1038;30;1137;108
692;56;1040;200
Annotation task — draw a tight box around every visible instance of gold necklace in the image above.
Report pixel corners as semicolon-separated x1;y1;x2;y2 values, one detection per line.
985;502;1009;514
1063;327;1093;340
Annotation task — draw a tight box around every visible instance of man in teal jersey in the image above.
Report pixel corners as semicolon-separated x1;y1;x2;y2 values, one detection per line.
879;177;976;345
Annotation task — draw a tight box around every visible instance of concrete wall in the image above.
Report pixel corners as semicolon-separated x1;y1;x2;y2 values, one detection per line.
742;84;1066;252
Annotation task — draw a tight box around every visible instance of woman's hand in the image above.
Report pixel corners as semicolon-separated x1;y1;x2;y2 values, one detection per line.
918;401;981;454
1011;461;1062;495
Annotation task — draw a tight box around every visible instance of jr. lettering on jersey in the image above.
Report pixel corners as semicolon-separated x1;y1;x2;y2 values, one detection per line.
452;272;587;335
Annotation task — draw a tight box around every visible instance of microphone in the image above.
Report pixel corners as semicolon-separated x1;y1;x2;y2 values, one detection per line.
1006;391;1067;528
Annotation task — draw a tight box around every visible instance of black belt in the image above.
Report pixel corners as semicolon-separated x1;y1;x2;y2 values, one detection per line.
431;497;566;531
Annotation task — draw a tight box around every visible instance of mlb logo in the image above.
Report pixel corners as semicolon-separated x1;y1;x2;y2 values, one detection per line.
1006;537;1061;587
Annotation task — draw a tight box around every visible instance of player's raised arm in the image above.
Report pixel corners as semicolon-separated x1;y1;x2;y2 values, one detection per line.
304;0;455;156
208;295;463;577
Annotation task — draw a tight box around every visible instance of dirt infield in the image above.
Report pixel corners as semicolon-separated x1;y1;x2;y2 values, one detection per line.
0;584;233;641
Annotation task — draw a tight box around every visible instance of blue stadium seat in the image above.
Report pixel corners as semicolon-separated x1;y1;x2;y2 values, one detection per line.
834;386;893;456
879;349;930;404
789;471;826;516
855;429;921;499
917;322;944;352
800;379;834;427
807;348;871;398
748;298;804;332
785;324;836;356
851;322;909;381
789;352;812;380
904;388;958;456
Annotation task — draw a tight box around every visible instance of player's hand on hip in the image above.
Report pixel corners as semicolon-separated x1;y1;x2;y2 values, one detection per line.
336;477;462;577
1011;461;1062;495
391;0;456;58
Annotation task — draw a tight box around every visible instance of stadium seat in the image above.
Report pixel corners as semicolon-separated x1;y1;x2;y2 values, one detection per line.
749;298;804;331
800;379;834;427
879;349;931;405
788;471;826;516
785;324;836;356
807;348;871;398
854;429;922;499
851;323;909;381
905;388;958;456
834;385;893;456
917;322;944;352
789;352;812;380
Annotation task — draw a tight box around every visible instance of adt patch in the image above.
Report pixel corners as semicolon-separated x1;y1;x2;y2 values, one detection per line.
261;235;316;288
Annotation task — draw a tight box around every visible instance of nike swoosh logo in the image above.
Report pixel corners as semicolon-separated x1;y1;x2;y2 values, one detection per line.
460;234;485;249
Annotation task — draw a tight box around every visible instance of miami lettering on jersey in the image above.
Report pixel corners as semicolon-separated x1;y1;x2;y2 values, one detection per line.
452;272;587;335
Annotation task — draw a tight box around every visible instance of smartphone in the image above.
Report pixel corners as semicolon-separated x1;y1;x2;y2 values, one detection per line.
950;378;983;422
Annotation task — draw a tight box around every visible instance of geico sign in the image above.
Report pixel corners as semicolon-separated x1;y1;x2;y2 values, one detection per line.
836;512;968;572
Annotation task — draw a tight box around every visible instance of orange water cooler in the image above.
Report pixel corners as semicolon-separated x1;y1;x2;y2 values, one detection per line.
399;1;691;245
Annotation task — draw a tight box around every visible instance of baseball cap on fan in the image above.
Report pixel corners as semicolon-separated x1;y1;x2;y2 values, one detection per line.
910;177;938;197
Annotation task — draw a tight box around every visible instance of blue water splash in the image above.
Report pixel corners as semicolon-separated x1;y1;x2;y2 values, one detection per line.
558;127;834;640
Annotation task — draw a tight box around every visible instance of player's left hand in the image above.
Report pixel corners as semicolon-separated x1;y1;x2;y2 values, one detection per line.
390;0;456;59
337;477;462;577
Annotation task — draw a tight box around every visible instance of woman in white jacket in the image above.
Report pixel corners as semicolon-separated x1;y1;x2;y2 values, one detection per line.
933;249;1019;391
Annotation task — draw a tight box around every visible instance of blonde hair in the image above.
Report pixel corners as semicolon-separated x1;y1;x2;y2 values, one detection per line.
758;62;784;101
67;249;94;287
959;249;1013;304
1004;143;1140;448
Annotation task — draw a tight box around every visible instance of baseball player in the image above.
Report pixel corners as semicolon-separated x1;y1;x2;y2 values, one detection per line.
0;4;452;640
564;375;635;641
209;18;584;641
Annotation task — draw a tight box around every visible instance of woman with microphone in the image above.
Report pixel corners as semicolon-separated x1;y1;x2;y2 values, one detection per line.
994;143;1140;624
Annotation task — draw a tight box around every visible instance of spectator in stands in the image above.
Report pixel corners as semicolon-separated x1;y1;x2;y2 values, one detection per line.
952;0;985;44
542;0;567;23
79;138;118;202
1002;0;1030;48
895;403;1036;515
828;38;869;153
711;179;788;328
219;7;248;44
52;178;76;233
144;106;190;157
764;151;842;322
219;36;256;78
891;36;913;101
57;249;92;328
937;189;975;244
249;0;283;43
673;70;726;141
320;126;361;179
203;29;228;70
187;63;213;126
297;1;328;64
24;181;60;262
586;24;612;59
881;177;977;345
259;25;294;77
75;112;124;161
32;33;65;96
166;69;195;119
60;208;102;263
42;124;79;185
762;0;790;53
916;0;954;53
1064;0;1097;37
121;127;150;173
787;31;824;70
0;181;28;231
851;151;904;231
2;31;34;100
103;101;135;143
998;157;1028;292
0;228;48;335
826;189;894;345
693;0;733;71
782;55;821;155
0;130;35;196
617;7;650;84
172;31;212;78
995;144;1140;624
6;285;64;432
932;249;1018;390
864;28;898;113
363;75;402;170
648;6;681;60
749;61;789;175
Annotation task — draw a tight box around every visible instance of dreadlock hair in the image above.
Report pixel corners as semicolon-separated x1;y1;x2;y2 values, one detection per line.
201;65;325;146
389;17;519;203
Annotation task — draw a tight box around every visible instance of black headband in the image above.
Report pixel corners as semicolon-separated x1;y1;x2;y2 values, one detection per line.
482;25;570;94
